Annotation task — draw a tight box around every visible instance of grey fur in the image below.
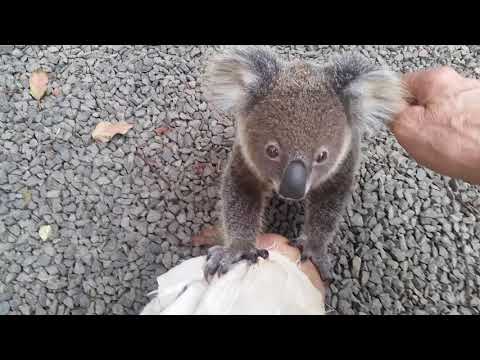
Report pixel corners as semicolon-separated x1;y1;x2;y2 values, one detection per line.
203;46;407;281
327;52;408;132
203;46;282;114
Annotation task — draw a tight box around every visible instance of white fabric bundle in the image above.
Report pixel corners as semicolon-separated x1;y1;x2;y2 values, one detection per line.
141;250;325;315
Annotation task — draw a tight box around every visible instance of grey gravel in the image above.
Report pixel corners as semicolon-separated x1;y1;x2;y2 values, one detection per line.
0;302;10;315
0;45;479;315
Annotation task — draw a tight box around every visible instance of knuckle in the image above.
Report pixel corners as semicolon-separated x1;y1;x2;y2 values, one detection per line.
434;66;457;80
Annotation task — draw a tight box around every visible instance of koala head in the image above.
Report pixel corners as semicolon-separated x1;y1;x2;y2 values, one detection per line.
204;46;406;200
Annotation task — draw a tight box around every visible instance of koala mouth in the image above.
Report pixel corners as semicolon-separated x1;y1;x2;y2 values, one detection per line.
278;160;307;201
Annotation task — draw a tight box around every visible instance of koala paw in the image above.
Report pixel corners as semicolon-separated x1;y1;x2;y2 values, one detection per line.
203;245;269;281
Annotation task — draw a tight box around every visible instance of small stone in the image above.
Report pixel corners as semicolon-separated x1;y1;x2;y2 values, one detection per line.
44;245;55;256
418;49;428;57
416;169;427;181
37;255;51;267
177;212;186;224
46;190;60;198
39;225;52;241
112;303;124;315
74;262;85;275
19;304;31;315
147;210;162;222
0;302;10;315
391;248;405;262
9;263;21;273
351;213;364;227
64;297;74;308
361;271;370;286
95;300;105;314
97;176;111;185
51;171;65;184
351;256;361;278
162;252;172;268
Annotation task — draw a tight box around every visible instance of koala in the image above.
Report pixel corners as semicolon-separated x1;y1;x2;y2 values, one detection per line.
202;46;406;282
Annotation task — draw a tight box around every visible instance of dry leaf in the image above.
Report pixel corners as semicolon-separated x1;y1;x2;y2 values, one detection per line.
21;189;32;206
191;224;222;247
29;70;49;100
92;121;133;143
39;225;52;241
154;127;171;136
193;162;207;176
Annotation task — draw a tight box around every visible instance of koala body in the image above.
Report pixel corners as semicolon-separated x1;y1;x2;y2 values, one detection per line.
203;46;406;281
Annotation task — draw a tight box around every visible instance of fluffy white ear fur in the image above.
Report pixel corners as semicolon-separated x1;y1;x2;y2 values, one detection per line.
331;52;409;132
345;69;408;131
203;46;280;114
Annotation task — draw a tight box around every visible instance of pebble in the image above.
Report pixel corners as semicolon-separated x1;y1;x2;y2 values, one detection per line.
352;256;361;278
1;45;478;316
351;213;364;227
146;210;162;222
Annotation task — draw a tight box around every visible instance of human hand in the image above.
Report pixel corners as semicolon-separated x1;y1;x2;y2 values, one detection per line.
256;234;326;298
391;66;480;185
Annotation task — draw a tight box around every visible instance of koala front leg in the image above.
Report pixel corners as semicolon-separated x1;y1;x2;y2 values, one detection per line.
204;146;268;280
303;150;357;283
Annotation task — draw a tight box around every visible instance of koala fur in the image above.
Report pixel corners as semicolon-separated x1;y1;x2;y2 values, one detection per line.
202;46;407;281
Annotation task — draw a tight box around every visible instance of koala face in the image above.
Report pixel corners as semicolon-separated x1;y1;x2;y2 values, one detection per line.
239;69;353;200
205;46;406;200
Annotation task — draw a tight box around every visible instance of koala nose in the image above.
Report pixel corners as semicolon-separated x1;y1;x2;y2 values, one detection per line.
279;160;307;200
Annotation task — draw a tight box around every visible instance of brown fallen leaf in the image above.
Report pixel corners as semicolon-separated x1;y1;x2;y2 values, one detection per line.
29;70;49;100
153;127;171;136
191;224;223;247
21;189;32;206
193;162;207;176
92;121;133;143
39;225;52;241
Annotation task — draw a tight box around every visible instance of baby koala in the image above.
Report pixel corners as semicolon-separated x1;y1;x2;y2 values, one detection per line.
203;46;406;282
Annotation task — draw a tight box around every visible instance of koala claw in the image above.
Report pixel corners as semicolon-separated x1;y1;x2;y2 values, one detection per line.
204;245;268;281
288;234;306;252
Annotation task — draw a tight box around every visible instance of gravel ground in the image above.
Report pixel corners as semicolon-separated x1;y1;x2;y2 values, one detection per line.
0;45;479;315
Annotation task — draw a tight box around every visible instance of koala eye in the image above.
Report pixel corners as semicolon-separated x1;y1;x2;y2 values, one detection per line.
315;150;328;164
265;144;280;160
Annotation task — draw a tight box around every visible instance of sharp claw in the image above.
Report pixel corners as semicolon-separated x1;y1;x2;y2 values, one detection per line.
257;249;269;259
219;263;229;275
204;267;213;283
207;265;218;278
288;240;304;253
203;245;268;280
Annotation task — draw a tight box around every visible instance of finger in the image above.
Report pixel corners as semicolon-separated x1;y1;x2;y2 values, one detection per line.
256;234;288;249
256;234;301;262
257;234;325;295
299;260;326;295
403;67;464;105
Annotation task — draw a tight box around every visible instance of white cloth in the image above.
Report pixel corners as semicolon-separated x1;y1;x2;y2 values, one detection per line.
141;251;325;315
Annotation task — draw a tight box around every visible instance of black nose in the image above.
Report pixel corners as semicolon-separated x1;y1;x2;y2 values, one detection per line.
279;160;307;200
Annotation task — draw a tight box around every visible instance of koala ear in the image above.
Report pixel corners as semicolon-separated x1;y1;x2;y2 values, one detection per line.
204;46;282;114
328;52;408;131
